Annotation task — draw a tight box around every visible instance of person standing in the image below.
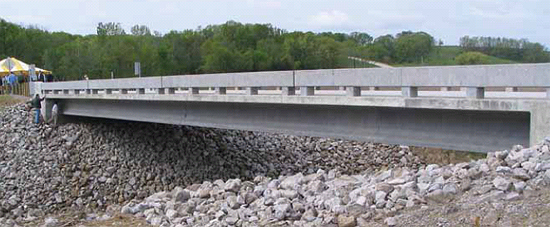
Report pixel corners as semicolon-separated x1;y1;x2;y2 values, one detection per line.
26;94;46;124
8;72;17;94
49;102;58;125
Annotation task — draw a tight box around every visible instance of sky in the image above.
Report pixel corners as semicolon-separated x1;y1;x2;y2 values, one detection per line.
1;0;549;46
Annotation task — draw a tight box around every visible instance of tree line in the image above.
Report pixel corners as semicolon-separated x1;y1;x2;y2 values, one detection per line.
0;18;548;80
460;36;549;63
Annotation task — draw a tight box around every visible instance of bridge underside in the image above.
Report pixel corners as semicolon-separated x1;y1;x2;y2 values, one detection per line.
54;98;530;152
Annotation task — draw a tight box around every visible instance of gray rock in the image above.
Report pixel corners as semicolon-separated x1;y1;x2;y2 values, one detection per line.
302;209;318;222
43;217;58;227
375;183;394;194
274;203;291;220
227;196;240;209
337;214;356;227
385;217;397;227
506;192;521;201
175;189;191;203
225;179;242;193
225;216;239;225
442;183;458;195
512;168;530;180
280;173;304;190
496;166;511;174
493;176;511;191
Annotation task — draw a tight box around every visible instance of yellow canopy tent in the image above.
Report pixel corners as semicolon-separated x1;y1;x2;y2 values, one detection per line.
0;57;52;76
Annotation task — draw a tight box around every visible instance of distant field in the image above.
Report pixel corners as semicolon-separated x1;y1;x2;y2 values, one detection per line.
392;46;516;67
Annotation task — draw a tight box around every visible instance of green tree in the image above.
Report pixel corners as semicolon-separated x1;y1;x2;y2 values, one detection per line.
394;31;434;63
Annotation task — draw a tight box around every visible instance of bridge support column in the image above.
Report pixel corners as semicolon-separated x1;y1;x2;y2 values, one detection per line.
121;89;128;94
189;88;199;95
530;102;550;146
106;89;112;95
402;87;418;97
441;87;452;91
168;88;176;94
466;87;484;99
63;90;69;95
247;87;259;95
74;89;80;95
86;89;91;95
282;87;295;96
158;88;165;95
506;87;519;92
138;88;145;94
301;87;315;96
53;90;60;95
346;87;361;97
215;87;226;95
92;89;99;94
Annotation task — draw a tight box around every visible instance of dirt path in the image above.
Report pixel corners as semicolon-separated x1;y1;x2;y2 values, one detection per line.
348;56;394;68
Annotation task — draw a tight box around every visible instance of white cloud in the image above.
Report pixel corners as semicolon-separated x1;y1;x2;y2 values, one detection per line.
307;10;350;28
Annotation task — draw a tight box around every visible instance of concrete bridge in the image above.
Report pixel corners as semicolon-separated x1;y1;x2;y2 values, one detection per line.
34;63;550;152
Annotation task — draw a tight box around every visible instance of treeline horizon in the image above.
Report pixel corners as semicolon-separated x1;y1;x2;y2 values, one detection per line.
0;18;548;80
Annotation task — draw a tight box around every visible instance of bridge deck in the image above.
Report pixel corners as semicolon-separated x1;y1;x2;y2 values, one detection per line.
36;63;550;152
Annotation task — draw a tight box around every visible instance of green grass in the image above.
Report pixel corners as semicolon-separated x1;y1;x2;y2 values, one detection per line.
392;46;516;67
0;95;24;108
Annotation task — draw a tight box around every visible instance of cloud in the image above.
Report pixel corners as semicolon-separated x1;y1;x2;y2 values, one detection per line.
307;10;350;28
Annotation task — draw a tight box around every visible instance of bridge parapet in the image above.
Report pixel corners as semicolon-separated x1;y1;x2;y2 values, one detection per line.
40;63;550;99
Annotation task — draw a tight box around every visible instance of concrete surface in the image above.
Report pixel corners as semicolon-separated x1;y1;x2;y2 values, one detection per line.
36;63;550;152
44;93;550;152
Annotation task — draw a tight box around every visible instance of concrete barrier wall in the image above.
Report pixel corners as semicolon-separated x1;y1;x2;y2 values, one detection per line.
39;63;550;92
163;71;295;88
295;63;550;87
88;77;162;89
41;81;88;90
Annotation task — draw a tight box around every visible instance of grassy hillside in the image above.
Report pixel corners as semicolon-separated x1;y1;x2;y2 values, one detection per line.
393;46;515;67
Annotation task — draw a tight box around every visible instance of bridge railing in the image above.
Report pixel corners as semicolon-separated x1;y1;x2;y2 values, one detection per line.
41;63;550;99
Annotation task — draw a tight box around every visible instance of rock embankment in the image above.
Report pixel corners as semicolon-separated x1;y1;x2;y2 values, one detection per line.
0;104;419;224
120;139;550;226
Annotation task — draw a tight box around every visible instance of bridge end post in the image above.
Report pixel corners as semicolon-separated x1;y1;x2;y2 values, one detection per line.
282;87;295;96
402;87;418;97
189;88;199;95
215;87;227;95
247;87;259;95
529;102;550;147
466;87;485;99
300;87;314;96
346;87;361;97
158;88;166;95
